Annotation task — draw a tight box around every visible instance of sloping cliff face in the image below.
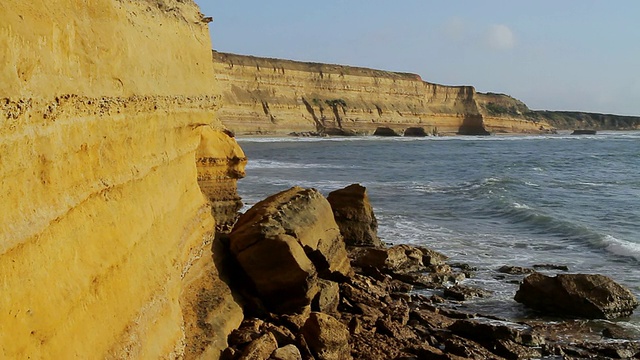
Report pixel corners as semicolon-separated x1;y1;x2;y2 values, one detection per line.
476;92;552;133
1;1;244;358
213;52;553;136
477;93;640;131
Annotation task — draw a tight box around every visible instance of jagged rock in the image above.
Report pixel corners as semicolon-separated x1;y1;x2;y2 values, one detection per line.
351;245;424;273
230;187;351;313
532;264;569;271
410;309;457;330
239;333;278;360
444;285;492;301
442;335;506;359
375;317;418;341
449;319;544;348
498;265;536;275
327;184;383;248
514;273;639;319
313;279;340;314
229;319;266;347
270;345;303;360
418;247;448;266
301;312;352;360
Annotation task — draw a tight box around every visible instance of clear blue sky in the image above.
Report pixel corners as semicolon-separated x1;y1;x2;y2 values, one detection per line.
196;1;640;116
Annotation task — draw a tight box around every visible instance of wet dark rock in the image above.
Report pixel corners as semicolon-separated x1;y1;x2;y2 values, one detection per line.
532;263;569;271
449;319;544;347
498;265;536;275
515;273;639;319
444;285;492;301
417;247;448;266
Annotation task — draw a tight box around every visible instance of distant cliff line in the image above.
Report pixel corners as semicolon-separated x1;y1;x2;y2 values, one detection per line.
212;51;640;135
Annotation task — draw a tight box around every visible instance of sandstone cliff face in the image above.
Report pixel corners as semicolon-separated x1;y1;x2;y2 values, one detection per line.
213;52;552;136
477;92;640;131
0;1;244;358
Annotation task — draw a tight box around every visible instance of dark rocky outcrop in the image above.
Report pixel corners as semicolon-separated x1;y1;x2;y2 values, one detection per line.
221;186;640;360
515;273;639;319
327;184;383;248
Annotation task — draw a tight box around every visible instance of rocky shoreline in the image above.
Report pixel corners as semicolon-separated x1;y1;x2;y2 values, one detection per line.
216;185;639;360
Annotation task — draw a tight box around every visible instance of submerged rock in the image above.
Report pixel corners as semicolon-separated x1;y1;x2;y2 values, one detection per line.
327;184;383;248
514;273;639;319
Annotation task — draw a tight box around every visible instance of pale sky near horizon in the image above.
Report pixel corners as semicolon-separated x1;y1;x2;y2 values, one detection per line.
196;1;640;116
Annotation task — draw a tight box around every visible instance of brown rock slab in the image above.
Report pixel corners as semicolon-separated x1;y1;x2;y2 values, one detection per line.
270;344;303;360
498;265;536;275
313;279;340;314
444;285;492;301
327;184;383;248
239;332;278;360
514;273;639;319
301;312;352;360
351;244;424;273
230;187;351;313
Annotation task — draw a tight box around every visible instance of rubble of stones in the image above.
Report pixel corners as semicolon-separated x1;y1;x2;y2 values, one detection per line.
219;184;640;360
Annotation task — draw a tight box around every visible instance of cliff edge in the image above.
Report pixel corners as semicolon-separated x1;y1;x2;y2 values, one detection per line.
212;51;554;136
1;1;244;358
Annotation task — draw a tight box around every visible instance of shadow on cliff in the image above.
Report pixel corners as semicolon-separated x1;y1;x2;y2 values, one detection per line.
458;115;490;135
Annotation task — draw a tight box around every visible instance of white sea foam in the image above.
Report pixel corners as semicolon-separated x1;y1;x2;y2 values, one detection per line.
602;235;640;261
245;159;349;170
512;202;531;209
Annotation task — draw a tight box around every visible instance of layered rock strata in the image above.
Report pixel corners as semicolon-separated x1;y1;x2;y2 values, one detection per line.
1;1;244;358
213;52;554;136
478;92;640;131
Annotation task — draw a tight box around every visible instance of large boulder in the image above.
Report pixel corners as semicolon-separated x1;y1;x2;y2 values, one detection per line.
301;312;352;360
229;187;351;313
514;273;639;319
327;184;383;248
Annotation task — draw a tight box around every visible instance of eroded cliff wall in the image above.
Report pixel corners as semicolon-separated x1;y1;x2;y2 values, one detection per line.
213;52;552;136
476;92;640;131
1;1;244;358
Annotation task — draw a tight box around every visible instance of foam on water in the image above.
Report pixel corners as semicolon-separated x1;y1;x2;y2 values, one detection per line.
237;133;640;327
601;235;640;262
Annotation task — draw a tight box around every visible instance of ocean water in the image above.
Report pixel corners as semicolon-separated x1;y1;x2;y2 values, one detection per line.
236;132;640;330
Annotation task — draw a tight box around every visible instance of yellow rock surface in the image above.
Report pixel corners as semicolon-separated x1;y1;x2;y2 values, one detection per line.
1;0;243;358
213;52;553;136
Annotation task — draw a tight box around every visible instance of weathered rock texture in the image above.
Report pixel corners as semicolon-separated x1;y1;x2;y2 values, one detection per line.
213;52;555;136
515;273;639;319
229;187;351;314
327;184;383;248
0;1;245;358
